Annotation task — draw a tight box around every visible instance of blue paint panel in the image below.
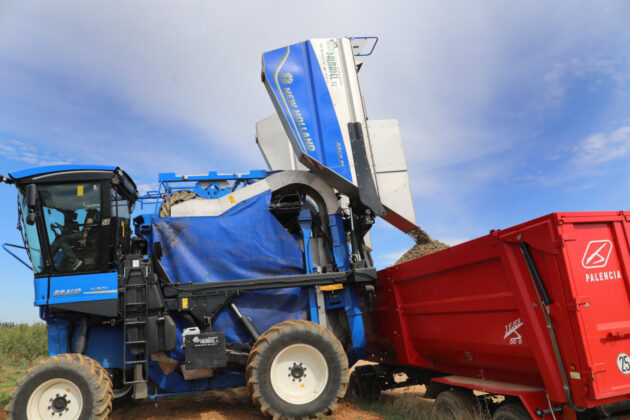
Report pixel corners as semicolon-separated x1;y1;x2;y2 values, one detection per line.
34;277;48;305
84;326;124;368
9;165;117;179
47;318;71;355
48;272;118;305
263;41;353;183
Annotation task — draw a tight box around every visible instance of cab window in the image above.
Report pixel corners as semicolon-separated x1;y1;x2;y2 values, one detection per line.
38;183;102;273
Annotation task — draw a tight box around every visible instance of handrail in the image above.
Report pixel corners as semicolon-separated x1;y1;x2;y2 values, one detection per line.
2;243;32;270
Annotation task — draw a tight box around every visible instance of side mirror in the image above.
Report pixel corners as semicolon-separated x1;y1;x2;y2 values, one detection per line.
25;184;38;226
26;184;37;207
26;212;37;226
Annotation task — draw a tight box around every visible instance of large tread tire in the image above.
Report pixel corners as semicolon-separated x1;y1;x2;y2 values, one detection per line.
492;402;531;420
433;389;481;419
159;191;198;217
246;320;348;419
6;353;113;420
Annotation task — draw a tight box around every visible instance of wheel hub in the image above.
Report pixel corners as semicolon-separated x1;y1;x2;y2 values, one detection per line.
289;362;307;380
270;343;329;404
50;394;71;413
27;378;83;419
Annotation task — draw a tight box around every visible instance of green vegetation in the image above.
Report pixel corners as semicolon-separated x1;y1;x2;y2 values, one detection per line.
0;322;48;406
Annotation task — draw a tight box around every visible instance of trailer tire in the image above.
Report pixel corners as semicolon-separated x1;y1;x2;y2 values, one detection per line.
433;389;480;419
159;190;198;217
492;403;530;420
7;353;113;420
246;320;348;419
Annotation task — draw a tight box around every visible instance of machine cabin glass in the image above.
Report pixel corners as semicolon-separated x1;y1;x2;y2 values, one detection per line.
38;182;103;273
17;190;44;273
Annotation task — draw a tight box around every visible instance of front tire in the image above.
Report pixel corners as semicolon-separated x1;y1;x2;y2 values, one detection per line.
246;320;348;419
7;354;113;420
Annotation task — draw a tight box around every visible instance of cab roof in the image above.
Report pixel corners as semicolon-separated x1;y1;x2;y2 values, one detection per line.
9;165;138;200
9;165;118;180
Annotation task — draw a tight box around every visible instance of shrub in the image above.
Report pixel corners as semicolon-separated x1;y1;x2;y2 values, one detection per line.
0;323;48;364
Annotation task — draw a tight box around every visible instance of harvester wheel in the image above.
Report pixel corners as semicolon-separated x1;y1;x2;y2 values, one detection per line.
492;402;530;420
433;389;480;419
159;190;198;217
246;320;348;419
6;353;113;420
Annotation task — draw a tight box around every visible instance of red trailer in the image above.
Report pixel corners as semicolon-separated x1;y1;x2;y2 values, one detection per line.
355;211;630;419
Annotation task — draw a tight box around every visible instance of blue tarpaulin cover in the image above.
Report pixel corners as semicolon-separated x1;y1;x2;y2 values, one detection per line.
151;191;309;347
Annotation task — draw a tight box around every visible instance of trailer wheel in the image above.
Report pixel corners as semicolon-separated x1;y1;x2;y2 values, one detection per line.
492;403;530;420
7;354;113;420
159;190;198;217
246;320;348;419
433;389;480;419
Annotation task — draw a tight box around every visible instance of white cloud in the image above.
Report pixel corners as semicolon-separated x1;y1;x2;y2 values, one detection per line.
0;138;73;167
377;249;409;267
572;126;630;166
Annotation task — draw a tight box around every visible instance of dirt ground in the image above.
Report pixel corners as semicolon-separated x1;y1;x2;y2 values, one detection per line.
0;385;432;420
111;387;383;420
110;385;430;420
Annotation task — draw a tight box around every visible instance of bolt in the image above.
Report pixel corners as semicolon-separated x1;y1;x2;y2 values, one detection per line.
288;374;291;377
299;379;302;382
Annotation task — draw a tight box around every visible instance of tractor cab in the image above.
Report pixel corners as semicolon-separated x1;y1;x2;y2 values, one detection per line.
8;165;137;278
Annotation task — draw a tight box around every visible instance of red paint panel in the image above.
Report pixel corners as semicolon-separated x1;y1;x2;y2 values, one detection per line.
364;211;630;410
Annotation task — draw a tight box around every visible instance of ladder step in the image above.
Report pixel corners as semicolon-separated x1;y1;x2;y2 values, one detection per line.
125;340;147;345
123;380;149;385
124;360;147;365
124;320;146;325
125;284;147;288
126;302;146;307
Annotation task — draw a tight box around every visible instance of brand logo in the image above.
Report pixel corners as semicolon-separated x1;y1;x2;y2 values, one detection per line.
52;288;82;297
279;72;293;84
504;318;523;345
582;240;613;269
192;336;219;346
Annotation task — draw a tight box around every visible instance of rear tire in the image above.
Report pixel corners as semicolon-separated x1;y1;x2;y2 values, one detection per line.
246;320;348;419
433;389;480;419
7;353;113;420
492;402;530;420
159;190;198;217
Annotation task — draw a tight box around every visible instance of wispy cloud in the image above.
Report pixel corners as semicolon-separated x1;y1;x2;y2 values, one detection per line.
571;126;630;166
0;138;73;166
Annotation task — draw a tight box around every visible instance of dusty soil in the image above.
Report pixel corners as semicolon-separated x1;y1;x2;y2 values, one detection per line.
0;384;433;420
396;227;449;265
111;387;383;420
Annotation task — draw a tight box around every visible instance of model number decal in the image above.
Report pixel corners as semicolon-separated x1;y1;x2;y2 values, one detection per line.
52;288;82;297
504;318;524;345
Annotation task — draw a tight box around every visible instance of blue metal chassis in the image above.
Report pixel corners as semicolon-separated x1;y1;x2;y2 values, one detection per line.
37;170;366;396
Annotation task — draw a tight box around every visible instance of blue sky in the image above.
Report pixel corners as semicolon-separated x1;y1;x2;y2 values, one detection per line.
1;1;629;322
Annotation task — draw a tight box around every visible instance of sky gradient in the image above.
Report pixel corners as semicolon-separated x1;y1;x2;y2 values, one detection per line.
1;1;629;322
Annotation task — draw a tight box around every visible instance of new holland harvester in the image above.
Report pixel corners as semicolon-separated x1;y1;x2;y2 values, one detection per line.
1;37;419;420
